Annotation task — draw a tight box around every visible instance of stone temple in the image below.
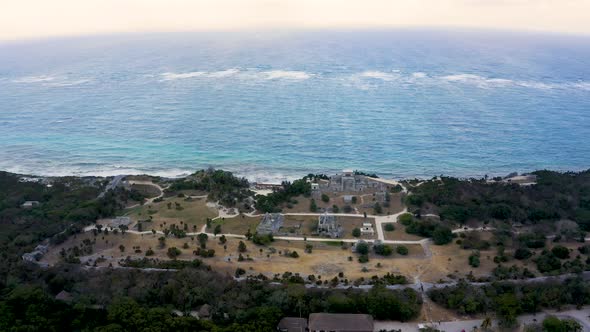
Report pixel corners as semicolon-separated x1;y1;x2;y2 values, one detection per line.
317;213;342;238
257;213;284;235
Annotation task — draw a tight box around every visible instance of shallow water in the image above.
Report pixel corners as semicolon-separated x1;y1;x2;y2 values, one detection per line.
1;30;589;181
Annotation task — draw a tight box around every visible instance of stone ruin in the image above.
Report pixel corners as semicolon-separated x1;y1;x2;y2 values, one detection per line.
317;213;342;238
256;213;284;235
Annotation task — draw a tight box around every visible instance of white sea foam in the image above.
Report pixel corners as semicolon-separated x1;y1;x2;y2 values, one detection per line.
262;70;312;80
13;75;56;83
411;72;427;79
44;79;91;87
161;71;207;80
359;70;398;81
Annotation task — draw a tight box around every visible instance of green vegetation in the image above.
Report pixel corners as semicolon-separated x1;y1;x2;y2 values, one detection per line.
429;277;590;326
374;243;393;256
352;227;361;237
167;168;251;207
406;170;590;231
540;315;582;332
321;193;330;203
384;223;395;232
396;246;408;255
255;177;312;213
252;233;274;245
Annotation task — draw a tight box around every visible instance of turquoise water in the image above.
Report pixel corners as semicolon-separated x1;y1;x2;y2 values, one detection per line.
0;30;589;182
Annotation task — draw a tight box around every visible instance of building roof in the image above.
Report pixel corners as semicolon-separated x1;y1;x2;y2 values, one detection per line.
308;313;373;332
277;317;308;332
55;290;73;302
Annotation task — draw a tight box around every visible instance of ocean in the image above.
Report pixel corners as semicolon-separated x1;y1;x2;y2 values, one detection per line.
1;29;589;182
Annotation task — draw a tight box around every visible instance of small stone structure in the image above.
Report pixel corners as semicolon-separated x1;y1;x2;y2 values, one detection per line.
323;170;391;192
317;213;342;238
106;216;132;229
360;222;374;236
22;244;49;263
256;213;284;234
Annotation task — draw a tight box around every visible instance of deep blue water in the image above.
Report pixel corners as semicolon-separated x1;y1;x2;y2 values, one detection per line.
1;30;589;182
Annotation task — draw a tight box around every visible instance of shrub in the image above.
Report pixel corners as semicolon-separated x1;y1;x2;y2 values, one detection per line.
238;241;247;253
358;254;369;263
384;224;395;232
321;194;330;203
352;228;361;237
398;213;413;225
432;226;453;245
396;246;409;255
514;247;533;260
551;245;570;259
468;252;480;267
167;247;181;259
355;242;369;255
145;249;154;256
374;244;393;256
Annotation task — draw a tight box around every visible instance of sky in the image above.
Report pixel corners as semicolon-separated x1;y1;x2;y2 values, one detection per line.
1;0;589;40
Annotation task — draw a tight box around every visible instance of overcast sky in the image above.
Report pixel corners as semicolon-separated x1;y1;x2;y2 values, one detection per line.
1;0;589;40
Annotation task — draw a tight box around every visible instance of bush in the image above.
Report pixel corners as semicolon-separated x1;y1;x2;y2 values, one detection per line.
551;245;570;259
167;247;181;259
321;194;330;203
358;254;369;263
468;252;480;268
514;247;532;260
355;242;369;255
352;228;361;237
384;224;395;232
396;246;408;255
374;244;393;256
252;233;274;245
432;226;453;245
310;199;318;212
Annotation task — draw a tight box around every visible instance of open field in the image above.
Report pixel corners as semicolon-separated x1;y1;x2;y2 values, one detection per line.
278;192;404;216
125;196;218;231
382;223;426;241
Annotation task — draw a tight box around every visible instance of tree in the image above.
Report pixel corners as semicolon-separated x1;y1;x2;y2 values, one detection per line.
158;236;166;248
219;235;227;244
197;233;208;249
374;244;393;256
495;293;520;327
213;224;222;236
321;194;330;203
374;203;383;214
543;315;582;332
432;226;453;245
119;245;125;252
310;199;318;212
551;245;570;259
385;224;395;232
396;245;408;255
167;247;181;259
352;228;361;237
238;241;247;253
355;241;369;255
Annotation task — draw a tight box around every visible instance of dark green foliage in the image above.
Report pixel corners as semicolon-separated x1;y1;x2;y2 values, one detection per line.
514;247;533;260
432;226;453;245
405;170;590;230
518;233;546;249
352;228;361;237
358;254;369;263
374;244;393;256
468;252;480;267
252;233;274;245
168;168;251;207
429;277;590;318
166;247;181;259
542;315;583;332
321;194;330;203
355;242;369;255
310;199;318;212
396;246;408;255
398;213;413;225
255;178;312;213
384;223;395;232
534;250;562;273
551;245;570;259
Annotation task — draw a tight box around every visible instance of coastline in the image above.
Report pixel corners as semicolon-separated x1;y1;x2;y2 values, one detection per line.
5;165;589;185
